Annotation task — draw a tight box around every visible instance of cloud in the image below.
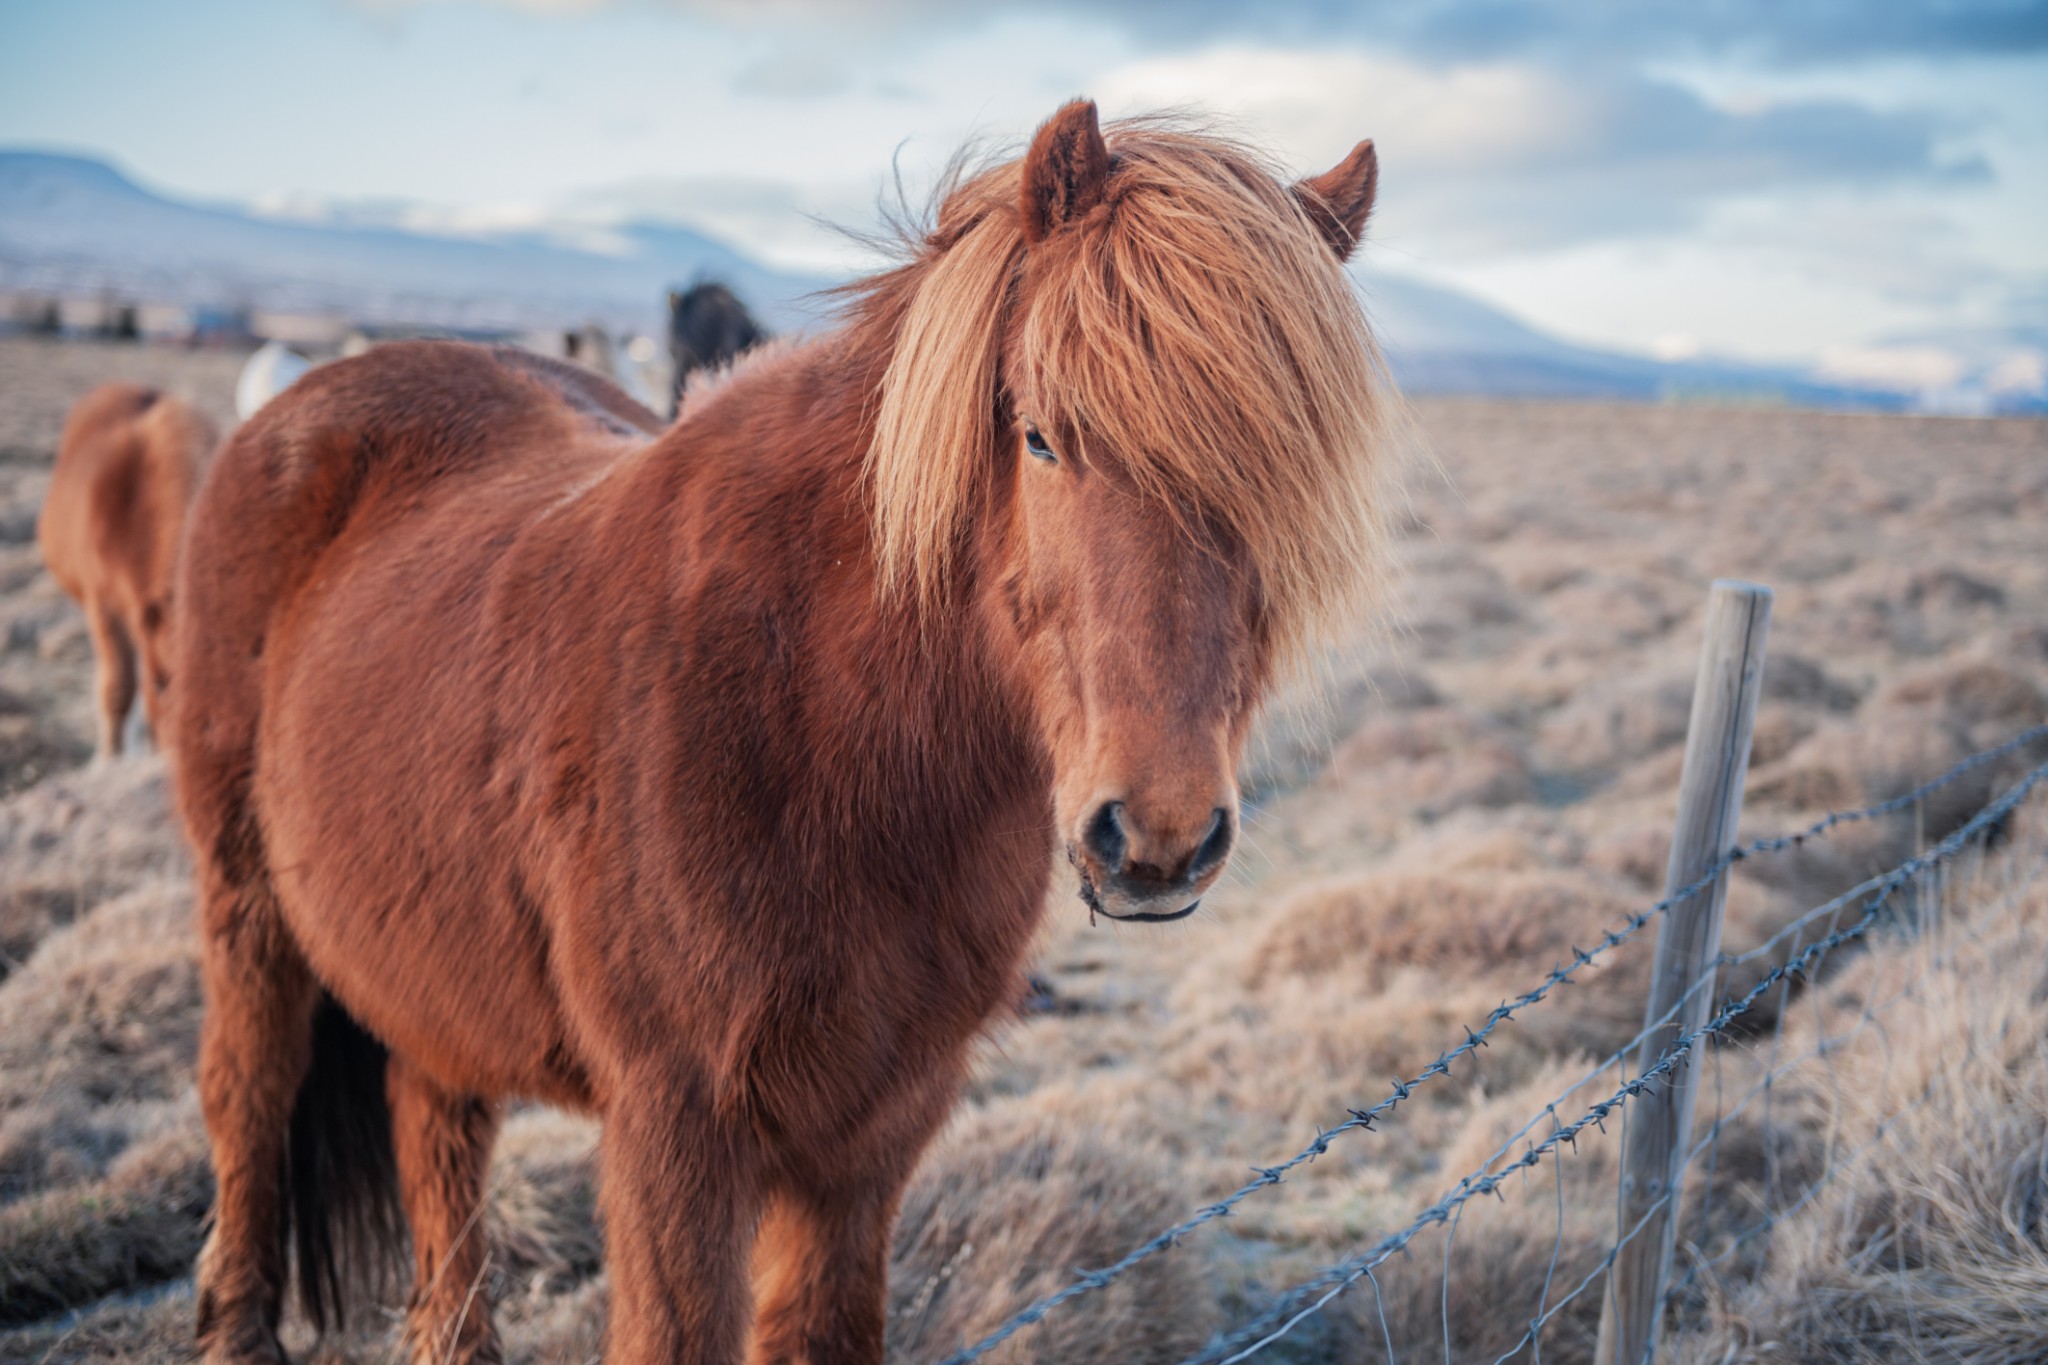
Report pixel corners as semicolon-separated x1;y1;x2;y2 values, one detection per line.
354;0;613;12
1075;0;2048;66
1094;48;1986;257
364;0;2048;65
732;50;855;98
1814;342;1970;389
1702;198;2006;307
328;0;2040;356
346;1;2013;262
249;189;646;255
554;174;883;271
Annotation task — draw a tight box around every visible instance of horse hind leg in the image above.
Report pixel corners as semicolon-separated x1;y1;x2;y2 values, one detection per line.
387;1055;503;1364
84;599;137;760
196;848;406;1359
193;871;319;1364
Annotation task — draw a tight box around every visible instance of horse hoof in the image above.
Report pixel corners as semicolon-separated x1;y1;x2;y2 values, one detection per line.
196;1330;286;1365
195;1292;287;1365
403;1307;503;1365
406;1329;504;1365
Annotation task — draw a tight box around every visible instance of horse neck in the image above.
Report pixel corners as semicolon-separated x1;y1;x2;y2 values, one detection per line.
652;332;1050;825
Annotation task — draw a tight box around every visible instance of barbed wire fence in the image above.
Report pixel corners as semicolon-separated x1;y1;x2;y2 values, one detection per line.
930;576;2048;1365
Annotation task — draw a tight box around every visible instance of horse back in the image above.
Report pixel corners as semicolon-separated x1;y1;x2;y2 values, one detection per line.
487;345;664;436
39;384;213;611
170;342;640;862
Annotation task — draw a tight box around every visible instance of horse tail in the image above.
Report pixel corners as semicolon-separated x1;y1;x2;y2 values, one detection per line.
288;994;404;1334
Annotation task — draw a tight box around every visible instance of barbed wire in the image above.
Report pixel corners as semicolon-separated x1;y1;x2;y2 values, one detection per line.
1660;1092;1931;1323
928;725;2048;1365
1488;1138;1682;1365
1509;727;2036;1183
1727;720;2047;859
1194;895;1890;1364
1661;834;2047;1326
1477;1083;1937;1365
1491;867;1991;1365
1173;756;2048;1364
1495;880;1962;1365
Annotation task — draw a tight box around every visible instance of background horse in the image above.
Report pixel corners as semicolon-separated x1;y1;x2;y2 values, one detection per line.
235;341;314;421
170;99;1391;1364
38;384;215;759
668;280;769;418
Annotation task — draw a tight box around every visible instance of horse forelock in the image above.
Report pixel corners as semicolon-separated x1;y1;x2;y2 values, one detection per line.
858;117;1399;669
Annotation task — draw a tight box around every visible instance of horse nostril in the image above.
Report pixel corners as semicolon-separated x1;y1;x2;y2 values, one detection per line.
1188;807;1233;880
1082;801;1129;872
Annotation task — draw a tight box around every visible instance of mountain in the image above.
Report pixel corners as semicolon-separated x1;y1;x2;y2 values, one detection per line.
1356;271;1946;411
1807;322;2048;416
4;150;2038;413
0;151;832;335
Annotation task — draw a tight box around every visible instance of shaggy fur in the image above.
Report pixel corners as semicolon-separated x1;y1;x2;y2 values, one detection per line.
864;116;1393;666
166;100;1390;1364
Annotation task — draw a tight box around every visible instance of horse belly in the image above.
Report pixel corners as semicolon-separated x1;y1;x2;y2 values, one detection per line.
273;846;580;1104
253;524;591;1107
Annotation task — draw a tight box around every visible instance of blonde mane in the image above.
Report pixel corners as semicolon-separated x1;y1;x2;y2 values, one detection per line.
857;117;1398;670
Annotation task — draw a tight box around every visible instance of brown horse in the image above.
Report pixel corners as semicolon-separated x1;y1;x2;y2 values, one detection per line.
39;383;216;759
170;100;1392;1364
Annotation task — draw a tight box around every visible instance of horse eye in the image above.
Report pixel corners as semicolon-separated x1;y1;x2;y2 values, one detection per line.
1024;426;1058;463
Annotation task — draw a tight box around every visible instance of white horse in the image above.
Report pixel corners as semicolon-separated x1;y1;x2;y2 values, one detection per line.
234;340;314;420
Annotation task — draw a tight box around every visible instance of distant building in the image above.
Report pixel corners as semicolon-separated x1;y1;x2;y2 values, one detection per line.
251;311;354;350
189;305;258;347
338;321;536;357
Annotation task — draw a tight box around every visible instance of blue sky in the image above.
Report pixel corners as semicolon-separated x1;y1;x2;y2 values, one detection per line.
2;0;2043;364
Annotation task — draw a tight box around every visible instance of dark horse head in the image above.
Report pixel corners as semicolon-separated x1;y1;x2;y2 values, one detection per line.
862;101;1393;922
667;281;768;418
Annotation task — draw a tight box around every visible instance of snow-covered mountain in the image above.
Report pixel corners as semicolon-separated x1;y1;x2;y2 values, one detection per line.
1810;323;2048;416
0;151;832;335
4;151;2039;413
1354;271;2017;411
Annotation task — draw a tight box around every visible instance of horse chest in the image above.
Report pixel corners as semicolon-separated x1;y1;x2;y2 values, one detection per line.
728;941;1021;1149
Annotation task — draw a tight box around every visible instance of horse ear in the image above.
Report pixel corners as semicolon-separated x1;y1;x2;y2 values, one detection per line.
1021;99;1111;243
1293;139;1378;262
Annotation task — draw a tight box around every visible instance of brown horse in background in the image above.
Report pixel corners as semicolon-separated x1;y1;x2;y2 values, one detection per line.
170;100;1392;1364
39;384;216;759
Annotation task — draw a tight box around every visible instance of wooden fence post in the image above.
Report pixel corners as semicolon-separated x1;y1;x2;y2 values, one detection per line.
1595;579;1773;1365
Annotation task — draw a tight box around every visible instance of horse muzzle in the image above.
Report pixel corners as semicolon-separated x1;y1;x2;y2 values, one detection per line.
1066;798;1234;924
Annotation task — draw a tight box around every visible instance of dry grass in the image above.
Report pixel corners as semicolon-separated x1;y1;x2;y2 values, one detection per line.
1313;1059;1633;1363
1244;867;1636;991
0;1116;212;1327
1667;820;2048;1365
0;762;187;973
0;341;2043;1361
884;1103;1220;1363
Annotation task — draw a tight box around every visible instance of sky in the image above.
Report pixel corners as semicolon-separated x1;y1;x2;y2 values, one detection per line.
2;0;2044;365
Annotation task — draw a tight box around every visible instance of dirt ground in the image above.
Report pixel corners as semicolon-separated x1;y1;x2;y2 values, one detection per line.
0;334;2044;1362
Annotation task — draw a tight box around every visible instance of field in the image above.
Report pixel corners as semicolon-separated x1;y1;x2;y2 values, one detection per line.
1;335;2045;1362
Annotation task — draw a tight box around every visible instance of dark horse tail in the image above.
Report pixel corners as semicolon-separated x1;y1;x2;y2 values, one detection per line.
288;995;404;1333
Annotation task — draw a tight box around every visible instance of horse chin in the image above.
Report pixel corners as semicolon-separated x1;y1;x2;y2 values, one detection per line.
1102;900;1201;923
1072;868;1200;925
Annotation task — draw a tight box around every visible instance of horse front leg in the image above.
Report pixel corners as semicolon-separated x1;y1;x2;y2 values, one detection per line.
746;1178;898;1365
601;1082;762;1364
